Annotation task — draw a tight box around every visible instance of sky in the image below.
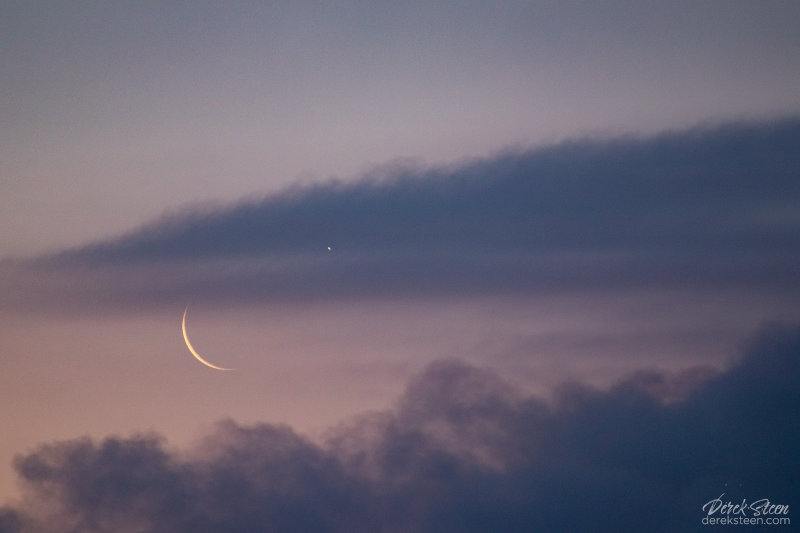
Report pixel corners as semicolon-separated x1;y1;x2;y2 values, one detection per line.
1;2;800;531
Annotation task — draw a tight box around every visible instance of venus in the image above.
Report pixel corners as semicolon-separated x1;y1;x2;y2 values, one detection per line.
181;306;234;371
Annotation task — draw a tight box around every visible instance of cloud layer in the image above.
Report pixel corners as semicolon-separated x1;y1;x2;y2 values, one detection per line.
4;117;799;313
2;323;798;532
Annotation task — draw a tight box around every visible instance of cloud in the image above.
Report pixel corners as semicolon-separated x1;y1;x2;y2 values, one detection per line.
2;117;799;313
3;323;799;532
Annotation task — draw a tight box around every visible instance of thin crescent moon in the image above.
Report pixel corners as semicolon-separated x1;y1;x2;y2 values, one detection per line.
182;306;234;371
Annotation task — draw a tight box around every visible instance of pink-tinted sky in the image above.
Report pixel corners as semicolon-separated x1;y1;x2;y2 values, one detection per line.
1;3;800;529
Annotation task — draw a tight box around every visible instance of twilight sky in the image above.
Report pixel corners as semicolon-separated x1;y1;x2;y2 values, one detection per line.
2;2;800;531
3;1;800;257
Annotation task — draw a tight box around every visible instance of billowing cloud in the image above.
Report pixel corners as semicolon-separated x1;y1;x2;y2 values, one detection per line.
3;324;798;532
2;117;799;313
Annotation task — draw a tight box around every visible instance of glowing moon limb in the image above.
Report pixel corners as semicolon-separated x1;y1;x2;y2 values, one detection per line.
181;306;234;371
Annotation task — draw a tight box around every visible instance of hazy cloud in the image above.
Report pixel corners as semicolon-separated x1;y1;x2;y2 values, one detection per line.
3;324;798;532
54;117;800;263
2;117;798;313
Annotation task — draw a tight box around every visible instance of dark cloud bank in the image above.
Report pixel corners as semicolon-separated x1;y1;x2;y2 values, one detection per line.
2;324;798;532
5;117;799;311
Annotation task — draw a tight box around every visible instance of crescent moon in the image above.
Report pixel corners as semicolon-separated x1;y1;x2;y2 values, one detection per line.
181;306;234;371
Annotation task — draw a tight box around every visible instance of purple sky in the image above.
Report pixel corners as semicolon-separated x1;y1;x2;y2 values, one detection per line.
2;2;800;530
3;1;799;257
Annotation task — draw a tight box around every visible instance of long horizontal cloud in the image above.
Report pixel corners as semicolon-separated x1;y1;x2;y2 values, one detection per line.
2;323;798;532
4;117;800;311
